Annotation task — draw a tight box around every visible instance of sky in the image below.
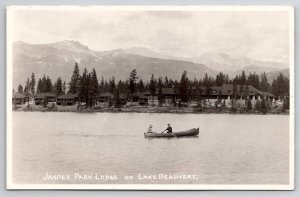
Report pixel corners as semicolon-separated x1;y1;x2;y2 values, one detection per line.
10;7;291;63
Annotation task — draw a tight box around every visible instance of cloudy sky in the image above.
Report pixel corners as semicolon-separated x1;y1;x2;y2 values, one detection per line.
10;7;291;63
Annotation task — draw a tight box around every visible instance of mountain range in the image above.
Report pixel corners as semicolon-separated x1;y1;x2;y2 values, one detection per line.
12;40;289;88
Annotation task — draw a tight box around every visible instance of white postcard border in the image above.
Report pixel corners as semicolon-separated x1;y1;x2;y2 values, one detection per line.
6;5;295;190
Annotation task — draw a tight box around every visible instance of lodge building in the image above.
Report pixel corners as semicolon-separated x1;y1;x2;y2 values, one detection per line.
12;84;276;108
34;92;56;105
12;92;29;105
56;93;78;105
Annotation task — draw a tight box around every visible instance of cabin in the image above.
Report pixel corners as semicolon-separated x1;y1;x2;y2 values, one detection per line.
98;92;114;103
143;88;178;106
34;92;56;105
56;93;78;105
12;92;29;105
191;84;276;108
96;92;114;108
129;92;148;105
192;84;275;100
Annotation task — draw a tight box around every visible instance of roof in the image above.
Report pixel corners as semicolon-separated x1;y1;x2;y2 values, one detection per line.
258;90;275;98
13;92;28;99
198;84;274;97
34;92;56;98
133;92;147;98
143;88;176;95
99;92;114;98
57;93;78;99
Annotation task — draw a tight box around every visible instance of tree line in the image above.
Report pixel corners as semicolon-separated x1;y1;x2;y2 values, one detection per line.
16;62;290;106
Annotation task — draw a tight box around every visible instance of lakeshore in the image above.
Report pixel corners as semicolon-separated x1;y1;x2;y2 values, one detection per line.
13;103;289;115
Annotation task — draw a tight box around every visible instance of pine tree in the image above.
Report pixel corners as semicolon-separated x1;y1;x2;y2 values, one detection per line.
225;74;229;84
79;68;89;107
63;81;66;94
42;74;47;93
46;76;53;92
179;71;189;103
109;77;116;94
149;74;156;96
69;62;80;93
117;80;127;94
129;68;138;95
137;79;145;92
55;77;63;96
231;81;238;110
158;77;163;105
114;89;122;108
90;68;99;106
24;78;30;95
196;85;202;108
259;72;269;92
247;72;260;89
241;70;247;85
164;76;169;88
99;76;105;93
30;73;36;94
271;72;289;99
37;78;42;93
17;84;24;93
216;72;225;86
87;73;94;107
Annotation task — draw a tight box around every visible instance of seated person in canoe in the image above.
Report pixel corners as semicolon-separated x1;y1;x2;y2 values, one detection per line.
147;125;154;133
162;124;172;133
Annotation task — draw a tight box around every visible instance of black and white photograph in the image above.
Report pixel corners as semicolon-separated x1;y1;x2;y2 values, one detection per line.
6;6;294;190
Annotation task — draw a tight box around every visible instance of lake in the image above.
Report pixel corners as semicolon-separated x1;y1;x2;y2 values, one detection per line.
11;112;290;185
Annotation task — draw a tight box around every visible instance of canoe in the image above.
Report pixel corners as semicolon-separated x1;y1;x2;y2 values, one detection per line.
144;128;199;138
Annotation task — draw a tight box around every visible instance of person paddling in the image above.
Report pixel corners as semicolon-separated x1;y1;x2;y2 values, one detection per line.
163;124;172;133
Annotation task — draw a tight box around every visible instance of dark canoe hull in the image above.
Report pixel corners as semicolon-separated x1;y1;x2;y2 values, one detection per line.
144;128;199;138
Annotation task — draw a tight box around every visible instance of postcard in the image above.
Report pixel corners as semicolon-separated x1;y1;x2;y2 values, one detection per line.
6;6;294;190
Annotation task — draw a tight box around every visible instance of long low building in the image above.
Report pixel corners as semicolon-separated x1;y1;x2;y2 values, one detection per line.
56;93;78;105
194;84;275;100
138;84;275;106
34;92;56;105
12;92;29;105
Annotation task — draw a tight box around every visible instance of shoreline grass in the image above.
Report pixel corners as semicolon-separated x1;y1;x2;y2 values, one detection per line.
12;104;289;115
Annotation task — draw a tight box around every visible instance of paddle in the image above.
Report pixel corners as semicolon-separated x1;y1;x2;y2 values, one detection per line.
169;132;177;138
161;130;177;138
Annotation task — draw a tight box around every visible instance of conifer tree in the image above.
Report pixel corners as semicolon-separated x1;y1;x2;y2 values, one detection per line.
149;74;156;96
24;78;30;95
158;77;163;105
129;68;138;95
90;68;99;106
17;84;23;93
62;81;66;94
30;73;36;94
69;62;80;93
179;70;189;103
109;77;116;94
46;76;53;92
137;79;145;92
55;77;63;96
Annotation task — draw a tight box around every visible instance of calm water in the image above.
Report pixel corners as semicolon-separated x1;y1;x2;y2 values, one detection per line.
12;112;289;185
